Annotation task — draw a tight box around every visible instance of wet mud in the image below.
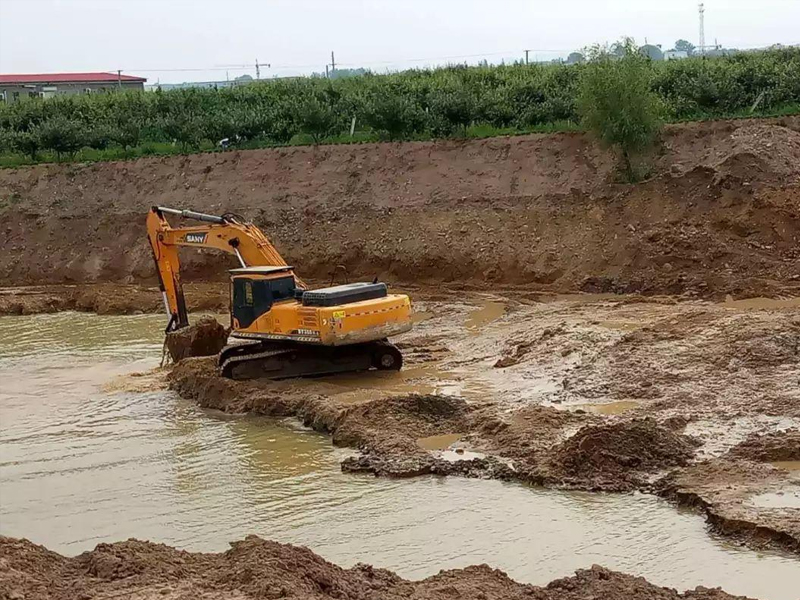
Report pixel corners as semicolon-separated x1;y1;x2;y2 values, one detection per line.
0;534;755;600
165;289;800;555
164;315;229;362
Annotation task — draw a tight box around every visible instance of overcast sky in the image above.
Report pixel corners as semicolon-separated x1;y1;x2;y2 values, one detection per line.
1;0;798;84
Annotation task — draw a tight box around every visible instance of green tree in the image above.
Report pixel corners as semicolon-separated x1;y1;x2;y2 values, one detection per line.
86;123;115;150
578;40;664;181
36;117;87;159
10;130;41;161
159;113;206;150
428;85;477;137
112;121;143;154
364;89;424;140
674;39;696;55
293;96;337;144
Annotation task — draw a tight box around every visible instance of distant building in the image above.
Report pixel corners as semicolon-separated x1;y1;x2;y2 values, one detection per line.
0;72;146;103
664;50;689;60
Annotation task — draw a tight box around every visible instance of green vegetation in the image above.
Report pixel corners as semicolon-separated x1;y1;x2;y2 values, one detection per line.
578;40;664;181
0;46;798;167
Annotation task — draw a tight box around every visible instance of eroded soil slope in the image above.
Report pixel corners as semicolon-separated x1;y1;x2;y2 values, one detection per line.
0;535;752;600
2;118;799;297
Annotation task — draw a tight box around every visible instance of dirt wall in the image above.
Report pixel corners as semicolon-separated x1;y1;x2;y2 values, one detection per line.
1;117;799;297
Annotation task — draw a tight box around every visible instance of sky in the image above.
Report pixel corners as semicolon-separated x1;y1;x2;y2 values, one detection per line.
1;0;798;84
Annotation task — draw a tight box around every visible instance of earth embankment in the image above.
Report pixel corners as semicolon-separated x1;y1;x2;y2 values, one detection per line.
1;117;799;298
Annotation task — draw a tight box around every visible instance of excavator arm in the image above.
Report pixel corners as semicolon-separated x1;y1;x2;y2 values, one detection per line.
146;206;300;331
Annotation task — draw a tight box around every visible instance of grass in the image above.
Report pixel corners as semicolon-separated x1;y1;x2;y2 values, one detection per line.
1;105;797;169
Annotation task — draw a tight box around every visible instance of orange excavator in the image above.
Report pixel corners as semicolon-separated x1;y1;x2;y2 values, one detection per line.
146;206;412;380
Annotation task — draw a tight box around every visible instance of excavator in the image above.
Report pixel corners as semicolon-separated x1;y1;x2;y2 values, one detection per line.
146;206;412;380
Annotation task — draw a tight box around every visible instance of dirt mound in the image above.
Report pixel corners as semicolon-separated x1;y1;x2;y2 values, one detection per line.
165;316;229;362
711;124;800;184
471;404;590;466
0;535;751;600
728;429;800;462
2;118;799;299
333;394;471;447
543;418;698;491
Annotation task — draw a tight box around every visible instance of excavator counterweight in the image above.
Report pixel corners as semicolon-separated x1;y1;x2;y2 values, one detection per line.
146;206;412;379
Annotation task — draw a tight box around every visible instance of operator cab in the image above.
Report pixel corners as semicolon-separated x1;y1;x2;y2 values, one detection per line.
230;266;297;328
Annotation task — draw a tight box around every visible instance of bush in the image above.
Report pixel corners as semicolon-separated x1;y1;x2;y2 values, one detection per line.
363;87;425;140
293;95;337;144
0;47;797;165
428;84;478;137
36;117;87;159
158;113;206;150
10;130;40;161
578;40;664;181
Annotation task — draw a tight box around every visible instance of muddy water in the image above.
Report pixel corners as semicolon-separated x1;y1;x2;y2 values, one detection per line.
1;314;799;600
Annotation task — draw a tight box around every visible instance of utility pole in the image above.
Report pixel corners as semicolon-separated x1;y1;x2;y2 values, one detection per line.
117;69;122;90
330;51;336;73
524;49;530;64
698;3;706;55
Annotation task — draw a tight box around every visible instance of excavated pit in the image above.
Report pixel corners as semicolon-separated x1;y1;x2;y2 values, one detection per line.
3;117;800;592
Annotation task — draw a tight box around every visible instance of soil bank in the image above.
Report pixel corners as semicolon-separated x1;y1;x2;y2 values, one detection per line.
0;535;754;600
2;118;800;299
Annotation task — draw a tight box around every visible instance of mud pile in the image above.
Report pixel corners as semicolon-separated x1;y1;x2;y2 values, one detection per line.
540;418;698;492
164;316;229;362
728;430;800;462
2;118;799;298
562;310;800;420
704;123;800;184
472;404;589;465
0;535;751;600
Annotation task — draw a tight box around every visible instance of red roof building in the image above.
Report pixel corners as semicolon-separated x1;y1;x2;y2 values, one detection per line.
0;72;147;102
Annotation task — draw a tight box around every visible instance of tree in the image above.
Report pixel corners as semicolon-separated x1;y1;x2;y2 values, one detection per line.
567;52;585;65
86;123;114;150
112;121;143;154
36;117;86;159
10;130;41;161
293;96;337;144
674;39;696;55
577;40;663;182
428;85;477;137
364;89;425;140
159;114;206;150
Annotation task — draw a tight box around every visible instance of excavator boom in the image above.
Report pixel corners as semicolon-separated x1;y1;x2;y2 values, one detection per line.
146;206;301;330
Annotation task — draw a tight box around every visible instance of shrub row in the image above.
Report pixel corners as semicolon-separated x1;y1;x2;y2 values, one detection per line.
0;47;798;161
